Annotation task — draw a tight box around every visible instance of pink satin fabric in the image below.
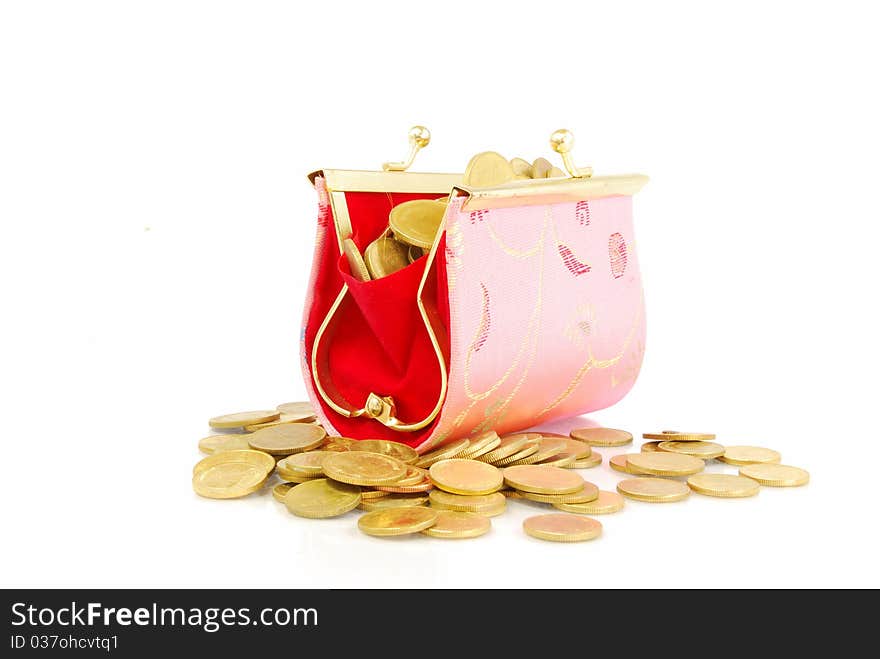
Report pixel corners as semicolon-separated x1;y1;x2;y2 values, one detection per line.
416;193;646;451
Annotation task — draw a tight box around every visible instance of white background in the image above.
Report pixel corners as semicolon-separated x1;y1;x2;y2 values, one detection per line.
1;0;878;588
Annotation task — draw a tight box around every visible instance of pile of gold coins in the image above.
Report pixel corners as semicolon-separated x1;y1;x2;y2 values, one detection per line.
193;404;810;542
344;151;566;283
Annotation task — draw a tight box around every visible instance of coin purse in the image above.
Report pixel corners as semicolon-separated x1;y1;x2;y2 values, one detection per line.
302;127;648;452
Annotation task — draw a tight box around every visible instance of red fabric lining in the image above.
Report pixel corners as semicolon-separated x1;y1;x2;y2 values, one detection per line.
303;187;449;447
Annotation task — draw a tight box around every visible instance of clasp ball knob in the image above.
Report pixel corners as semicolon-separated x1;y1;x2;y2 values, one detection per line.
409;125;431;148
550;129;575;154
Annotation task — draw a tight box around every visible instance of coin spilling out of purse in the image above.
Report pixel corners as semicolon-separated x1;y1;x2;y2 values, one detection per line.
195;403;809;542
345;151;567;282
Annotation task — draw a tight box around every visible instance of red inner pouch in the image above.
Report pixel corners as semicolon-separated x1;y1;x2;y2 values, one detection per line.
304;187;450;447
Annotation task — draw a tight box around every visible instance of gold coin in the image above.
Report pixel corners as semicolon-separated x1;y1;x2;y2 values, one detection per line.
436;502;505;517
658;440;725;460
498;436;565;466
463;151;515;187
193;449;275;476
429;459;504;495
531;157;553;179
739;463;809;487
193;467;268;499
502;465;585;495
458;431;501;459
358;495;429;511
550;437;592;459
478;434;533;463
389;465;429;487
414;438;471;468
208;410;280;430
539;452;578;468
245;413;317;431
198;434;251;455
244;412;317;432
192;450;275;499
375;480;433;494
376;467;433;493
529;437;570;462
428;490;506;514
272;481;294;502
275;450;332;478
492;444;541;467
570;427;633;447
247;423;327;456
357;506;438;537
570;452;603;468
322;451;408;486
198;434;227;454
276;471;319;484
610;454;640;474
643;431;715;442
616;477;690;503
519;481;599;504
364;237;410;279
323;436;355;451
497;446;548;466
687;473;760;498
422;511;491;539
283;478;361;518
350;439;419;465
388;199;447;249
276;401;315;417
641;441;663;452
407;244;424;264
523;514;602;543
553;490;625;515
500;489;524;499
322;442;350;453
718;446;782;466
510;157;533;178
360;489;390;500
342;237;371;282
625;452;705;477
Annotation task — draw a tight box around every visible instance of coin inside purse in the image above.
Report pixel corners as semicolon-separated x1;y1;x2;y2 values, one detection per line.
306;182;451;447
338;191;446;280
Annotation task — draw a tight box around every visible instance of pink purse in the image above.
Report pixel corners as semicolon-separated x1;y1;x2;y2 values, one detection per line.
301;127;648;452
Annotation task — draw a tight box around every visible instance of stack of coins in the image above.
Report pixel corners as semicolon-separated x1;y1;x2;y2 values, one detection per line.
343;150;568;282
464;152;566;187
416;431;597;470
194;406;809;542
